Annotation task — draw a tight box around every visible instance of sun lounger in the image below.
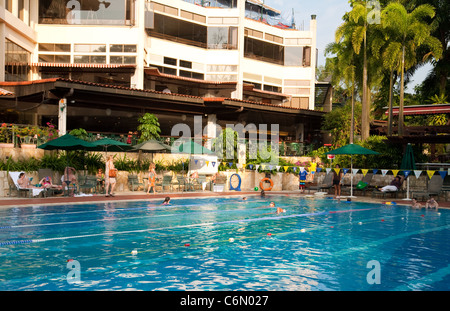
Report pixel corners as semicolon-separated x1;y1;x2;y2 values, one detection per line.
8;171;44;198
412;175;444;201
307;172;333;194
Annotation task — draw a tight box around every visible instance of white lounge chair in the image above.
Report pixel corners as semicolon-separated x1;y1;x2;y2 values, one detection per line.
8;171;45;198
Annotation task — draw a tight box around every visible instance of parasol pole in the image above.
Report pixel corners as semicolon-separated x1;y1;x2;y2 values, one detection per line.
402;176;411;201
348;155;356;198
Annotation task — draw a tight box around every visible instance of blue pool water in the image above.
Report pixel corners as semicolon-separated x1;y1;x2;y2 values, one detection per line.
0;195;448;291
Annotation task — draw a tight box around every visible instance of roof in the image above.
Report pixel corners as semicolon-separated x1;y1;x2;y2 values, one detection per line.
0;78;323;116
385;104;450;116
0;88;14;96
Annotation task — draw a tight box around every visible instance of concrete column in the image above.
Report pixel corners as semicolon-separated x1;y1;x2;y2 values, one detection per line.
232;0;245;100
0;23;5;81
309;15;317;110
204;114;217;150
58;98;67;136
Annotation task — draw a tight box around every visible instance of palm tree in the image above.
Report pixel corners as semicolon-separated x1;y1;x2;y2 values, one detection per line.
381;3;442;137
335;1;375;141
325;40;358;143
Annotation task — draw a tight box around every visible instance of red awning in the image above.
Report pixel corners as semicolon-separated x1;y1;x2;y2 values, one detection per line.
386;104;450;116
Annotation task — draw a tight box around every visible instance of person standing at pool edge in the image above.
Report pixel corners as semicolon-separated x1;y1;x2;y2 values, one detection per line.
333;164;343;198
298;168;308;193
105;155;117;197
147;162;157;194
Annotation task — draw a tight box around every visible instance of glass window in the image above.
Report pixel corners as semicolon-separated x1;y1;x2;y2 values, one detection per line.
74;55;106;64
74;44;106;53
180;60;192;69
148;13;207;48
123;56;136;64
110;44;137;53
208;27;228;49
5;39;30;81
39;54;70;63
39;0;135;26
164;57;177;66
39;43;71;52
244;36;284;65
284;46;303;66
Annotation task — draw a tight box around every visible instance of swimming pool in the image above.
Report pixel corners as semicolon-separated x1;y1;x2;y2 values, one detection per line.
0;195;448;291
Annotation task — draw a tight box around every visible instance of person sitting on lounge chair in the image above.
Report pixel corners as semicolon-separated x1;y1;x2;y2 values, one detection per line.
378;176;403;192
39;176;62;190
17;173;42;189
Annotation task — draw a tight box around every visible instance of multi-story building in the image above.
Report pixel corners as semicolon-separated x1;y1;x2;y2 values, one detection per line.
1;0;327;151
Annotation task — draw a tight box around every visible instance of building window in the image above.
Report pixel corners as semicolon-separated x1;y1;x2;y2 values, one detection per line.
263;84;282;93
110;44;137;53
4;39;30;82
74;44;106;53
110;56;136;64
39;43;71;52
163;57;177;66
180;60;192;69
149;13;207;48
244;37;284;65
38;54;71;63
207;27;237;49
179;70;204;80
74;55;106;64
284;46;303;66
38;0;135;26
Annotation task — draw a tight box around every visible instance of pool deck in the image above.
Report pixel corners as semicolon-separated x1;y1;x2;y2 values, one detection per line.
0;190;448;209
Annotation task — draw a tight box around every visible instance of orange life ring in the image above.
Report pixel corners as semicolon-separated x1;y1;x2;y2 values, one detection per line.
259;178;274;191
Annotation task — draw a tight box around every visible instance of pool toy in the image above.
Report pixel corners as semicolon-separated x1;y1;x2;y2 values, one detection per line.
229;238;235;242
184;243;190;247
267;233;272;236
131;249;138;256
384;201;397;205
300;229;306;233
254;187;259;191
259;178;274;191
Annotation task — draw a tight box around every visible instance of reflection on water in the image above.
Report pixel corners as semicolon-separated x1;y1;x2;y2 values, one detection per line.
0;196;448;290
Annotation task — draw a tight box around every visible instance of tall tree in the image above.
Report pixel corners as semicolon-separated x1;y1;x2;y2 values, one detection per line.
382;2;442;136
335;1;380;141
409;0;450;97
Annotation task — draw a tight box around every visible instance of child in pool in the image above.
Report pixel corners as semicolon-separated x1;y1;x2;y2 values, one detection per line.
162;197;171;205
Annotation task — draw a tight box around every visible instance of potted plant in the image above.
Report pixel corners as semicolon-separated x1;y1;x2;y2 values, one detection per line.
0;123;14;148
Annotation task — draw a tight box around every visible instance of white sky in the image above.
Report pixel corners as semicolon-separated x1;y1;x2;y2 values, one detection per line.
263;0;431;93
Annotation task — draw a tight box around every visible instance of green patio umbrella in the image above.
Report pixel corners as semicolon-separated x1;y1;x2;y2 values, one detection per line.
400;143;416;200
325;144;380;197
132;139;171;152
92;138;133;152
172;140;213;155
400;143;416;171
132;139;172;164
38;133;97;150
38;133;97;184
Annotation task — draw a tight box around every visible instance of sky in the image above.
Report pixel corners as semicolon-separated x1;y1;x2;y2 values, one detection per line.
264;0;431;93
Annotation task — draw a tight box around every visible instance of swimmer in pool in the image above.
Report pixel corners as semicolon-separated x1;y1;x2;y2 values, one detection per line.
162;197;171;205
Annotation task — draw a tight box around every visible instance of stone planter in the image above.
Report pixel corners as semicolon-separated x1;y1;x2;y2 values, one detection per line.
0;143;14;148
20;144;36;149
